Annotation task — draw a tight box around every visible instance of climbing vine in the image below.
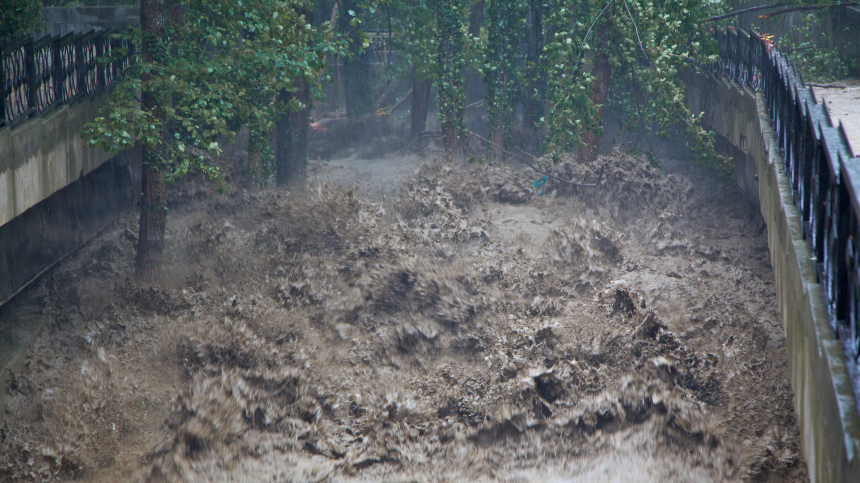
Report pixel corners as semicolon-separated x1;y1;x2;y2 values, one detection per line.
484;0;527;156
544;0;730;173
81;0;340;279
435;0;470;160
388;0;438;82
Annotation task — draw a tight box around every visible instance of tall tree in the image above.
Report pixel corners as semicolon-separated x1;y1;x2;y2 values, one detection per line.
338;0;375;117
577;7;610;163
85;0;331;281
277;4;321;186
277;77;312;185
463;0;486;106
484;0;526;159
435;0;469;161
545;0;728;171
522;0;549;153
135;0;168;281
388;0;437;136
411;69;432;137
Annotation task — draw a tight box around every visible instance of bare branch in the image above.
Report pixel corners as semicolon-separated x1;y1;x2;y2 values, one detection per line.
465;99;485;110
759;2;859;19
385;88;412;113
707;1;859;22
707;3;787;22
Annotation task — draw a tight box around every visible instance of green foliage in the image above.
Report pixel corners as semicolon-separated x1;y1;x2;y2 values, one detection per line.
545;0;730;174
1;0;43;43
776;14;855;82
338;0;375;116
245;82;277;185
435;0;470;159
83;0;340;190
521;0;550;132
387;0;438;80
484;0;527;149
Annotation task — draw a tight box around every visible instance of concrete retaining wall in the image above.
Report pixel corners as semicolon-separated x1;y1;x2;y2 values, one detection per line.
684;73;763;201
0;148;140;305
758;105;860;482
1;95;120;228
0;94;142;305
686;71;860;482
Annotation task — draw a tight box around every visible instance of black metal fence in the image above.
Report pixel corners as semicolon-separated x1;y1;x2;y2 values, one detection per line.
709;28;860;362
1;28;134;129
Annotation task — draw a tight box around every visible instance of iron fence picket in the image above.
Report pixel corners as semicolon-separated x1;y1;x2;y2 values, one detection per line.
58;32;79;103
845;159;860;360
32;35;59;114
2;38;33;126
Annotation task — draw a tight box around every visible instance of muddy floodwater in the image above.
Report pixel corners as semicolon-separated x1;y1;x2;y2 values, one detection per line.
1;149;806;482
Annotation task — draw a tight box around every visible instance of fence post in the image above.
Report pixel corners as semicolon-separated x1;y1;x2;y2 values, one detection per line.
1;47;6;126
95;31;105;93
25;39;36;119
75;35;84;101
52;36;62;106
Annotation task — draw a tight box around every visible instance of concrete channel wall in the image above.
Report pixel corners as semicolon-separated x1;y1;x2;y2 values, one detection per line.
686;72;860;482
0;94;141;305
1;95;115;227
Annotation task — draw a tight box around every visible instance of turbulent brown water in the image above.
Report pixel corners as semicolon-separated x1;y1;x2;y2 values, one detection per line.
0;149;806;482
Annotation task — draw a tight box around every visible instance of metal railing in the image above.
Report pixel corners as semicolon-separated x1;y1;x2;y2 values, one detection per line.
708;28;860;362
1;28;134;129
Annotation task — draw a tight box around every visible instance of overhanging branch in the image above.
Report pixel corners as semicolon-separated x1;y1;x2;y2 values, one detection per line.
707;1;859;23
759;2;858;19
707;3;786;22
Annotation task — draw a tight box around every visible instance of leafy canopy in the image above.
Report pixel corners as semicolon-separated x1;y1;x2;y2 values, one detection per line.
545;0;729;172
1;0;43;43
83;0;341;189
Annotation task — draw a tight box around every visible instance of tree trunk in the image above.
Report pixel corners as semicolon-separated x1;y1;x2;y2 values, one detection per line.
315;1;339;83
276;89;290;185
468;0;484;39
339;0;373;118
463;0;485;106
485;0;520;160
492;123;504;160
436;0;468;161
523;0;546;152
411;70;431;138
135;0;167;282
276;78;311;185
579;23;611;163
289;78;310;181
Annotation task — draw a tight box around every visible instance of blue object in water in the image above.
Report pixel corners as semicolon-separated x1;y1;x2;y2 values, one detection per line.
534;177;548;196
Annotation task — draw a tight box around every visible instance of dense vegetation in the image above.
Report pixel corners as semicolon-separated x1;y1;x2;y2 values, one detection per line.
0;0;42;42
1;0;855;279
